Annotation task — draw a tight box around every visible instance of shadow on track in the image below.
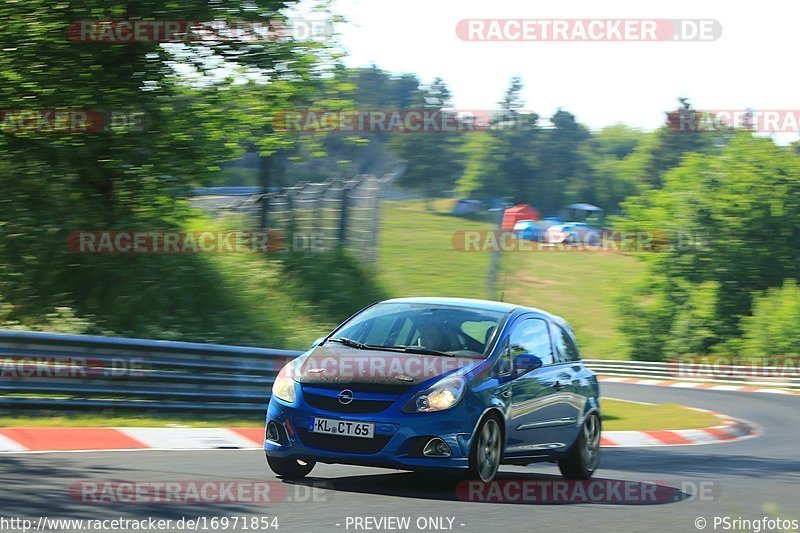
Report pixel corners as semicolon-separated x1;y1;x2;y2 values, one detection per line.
283;470;691;506
0;454;272;520
600;448;800;482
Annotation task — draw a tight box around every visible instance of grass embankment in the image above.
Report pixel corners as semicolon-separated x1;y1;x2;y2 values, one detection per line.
146;198;644;358
0;400;723;431
601;399;721;431
0;198;651;427
377;199;646;359
9;198;644;356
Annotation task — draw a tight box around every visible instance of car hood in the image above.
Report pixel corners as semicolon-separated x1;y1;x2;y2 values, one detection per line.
289;344;482;388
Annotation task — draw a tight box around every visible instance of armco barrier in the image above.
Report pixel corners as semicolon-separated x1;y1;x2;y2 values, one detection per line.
0;330;302;413
0;330;797;415
584;359;800;390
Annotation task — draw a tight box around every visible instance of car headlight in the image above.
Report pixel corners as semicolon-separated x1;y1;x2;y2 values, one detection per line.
271;362;297;404
404;375;466;413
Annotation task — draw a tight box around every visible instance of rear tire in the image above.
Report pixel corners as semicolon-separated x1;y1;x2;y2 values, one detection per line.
558;413;601;479
266;455;316;479
467;415;503;482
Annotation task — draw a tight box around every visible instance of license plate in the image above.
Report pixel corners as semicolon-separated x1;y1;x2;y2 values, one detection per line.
310;417;375;439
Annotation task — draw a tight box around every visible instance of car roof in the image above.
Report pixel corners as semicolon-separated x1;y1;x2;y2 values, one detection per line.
380;297;564;322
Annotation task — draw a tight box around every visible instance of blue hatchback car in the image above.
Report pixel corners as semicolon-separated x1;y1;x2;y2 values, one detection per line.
264;297;601;482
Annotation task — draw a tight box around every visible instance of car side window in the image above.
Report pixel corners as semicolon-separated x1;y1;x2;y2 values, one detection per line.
509;318;554;366
495;338;512;375
553;325;581;363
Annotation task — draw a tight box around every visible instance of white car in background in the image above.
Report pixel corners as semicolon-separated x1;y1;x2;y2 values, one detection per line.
545;223;600;245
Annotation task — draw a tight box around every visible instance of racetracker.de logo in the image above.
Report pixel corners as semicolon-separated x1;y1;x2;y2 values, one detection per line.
456;19;721;42
284;354;478;380
0;110;146;134
68;19;333;43
667;356;800;379
273;109;494;134
456;479;716;504
451;230;683;253
667;109;800;133
68;231;284;254
70;480;330;504
0;356;143;379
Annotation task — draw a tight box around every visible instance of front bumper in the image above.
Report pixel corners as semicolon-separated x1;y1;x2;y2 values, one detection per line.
263;396;482;472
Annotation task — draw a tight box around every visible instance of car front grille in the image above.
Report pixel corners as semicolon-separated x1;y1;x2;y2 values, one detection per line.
304;393;394;414
301;383;409;414
300;382;411;395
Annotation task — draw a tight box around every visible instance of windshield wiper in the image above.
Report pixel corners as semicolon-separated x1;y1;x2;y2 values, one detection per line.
394;345;455;357
327;339;453;356
327;337;368;349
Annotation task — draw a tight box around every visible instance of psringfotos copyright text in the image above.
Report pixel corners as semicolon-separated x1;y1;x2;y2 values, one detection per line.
696;516;799;531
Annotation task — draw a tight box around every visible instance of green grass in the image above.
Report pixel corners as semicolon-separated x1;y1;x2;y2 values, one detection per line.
602;398;721;431
9;198;644;358
376;199;646;359
185;197;646;357
0;411;258;428
0;400;721;431
210;167;260;187
377;200;492;297
167;209;394;350
193;247;335;349
503;247;645;359
0;199;701;429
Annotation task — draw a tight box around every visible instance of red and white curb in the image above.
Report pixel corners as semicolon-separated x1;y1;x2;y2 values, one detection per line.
0;414;759;453
600;408;760;448
0;427;264;454
598;375;800;395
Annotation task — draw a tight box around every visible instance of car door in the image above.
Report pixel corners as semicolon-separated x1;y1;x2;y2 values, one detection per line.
548;321;589;446
505;316;582;455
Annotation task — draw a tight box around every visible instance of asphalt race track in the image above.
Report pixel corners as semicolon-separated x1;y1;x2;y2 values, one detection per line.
1;384;798;533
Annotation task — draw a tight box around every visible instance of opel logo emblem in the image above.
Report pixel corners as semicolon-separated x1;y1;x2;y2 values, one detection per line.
338;389;354;405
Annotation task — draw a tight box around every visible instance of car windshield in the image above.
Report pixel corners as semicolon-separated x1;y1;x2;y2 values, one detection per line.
328;303;506;357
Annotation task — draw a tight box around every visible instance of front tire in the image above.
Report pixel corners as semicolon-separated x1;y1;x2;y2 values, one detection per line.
266;455;316;479
468;415;503;482
558;413;601;479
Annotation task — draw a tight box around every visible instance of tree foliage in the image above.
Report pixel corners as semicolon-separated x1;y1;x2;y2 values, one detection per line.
741;281;800;359
0;0;341;336
616;134;800;360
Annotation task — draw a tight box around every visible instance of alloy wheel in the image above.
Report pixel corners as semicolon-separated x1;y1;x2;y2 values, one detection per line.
476;418;502;482
581;414;601;471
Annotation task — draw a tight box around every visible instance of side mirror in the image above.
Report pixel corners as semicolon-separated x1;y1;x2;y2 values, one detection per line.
311;337;325;348
514;353;543;375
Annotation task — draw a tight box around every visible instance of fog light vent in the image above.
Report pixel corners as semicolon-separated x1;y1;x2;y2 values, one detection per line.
422;437;451;457
266;421;282;443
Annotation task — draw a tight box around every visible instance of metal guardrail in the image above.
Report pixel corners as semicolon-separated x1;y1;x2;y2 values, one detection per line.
584;359;800;390
0;330;302;413
1;330;796;415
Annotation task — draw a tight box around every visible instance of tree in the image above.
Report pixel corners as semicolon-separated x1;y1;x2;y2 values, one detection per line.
392;78;465;206
741;281;800;359
456;131;505;198
616;134;800;360
493;77;540;204
0;0;340;331
577;124;644;213
457;76;541;204
641;97;721;188
538;109;590;213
